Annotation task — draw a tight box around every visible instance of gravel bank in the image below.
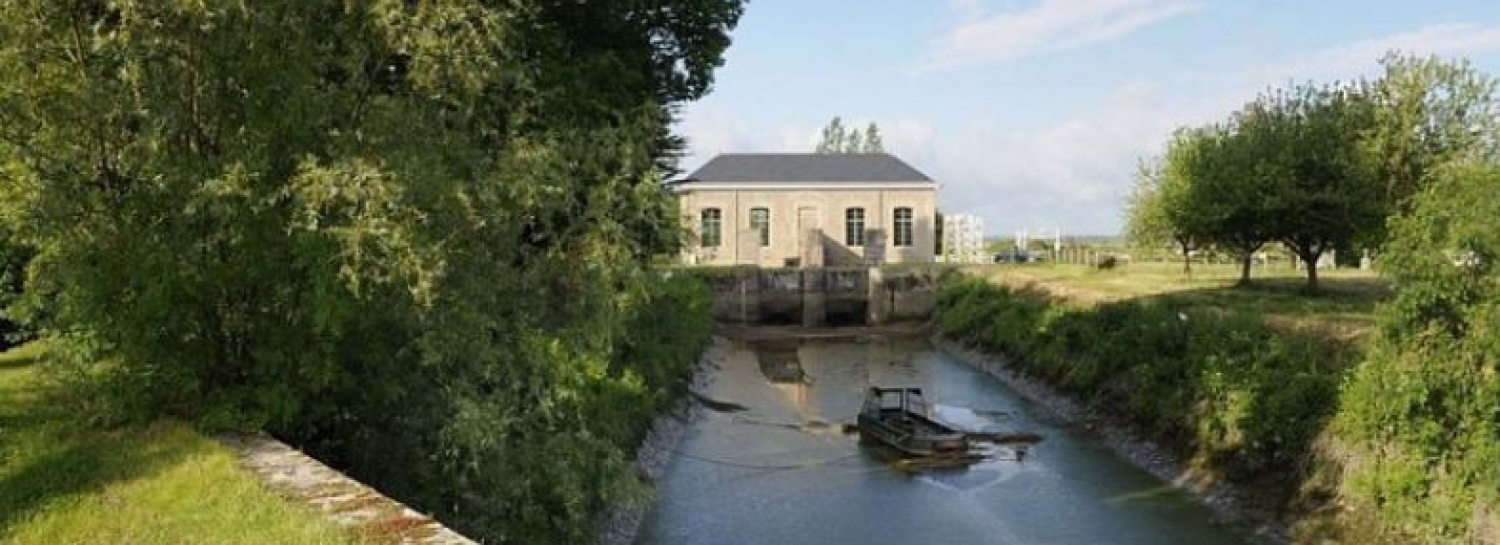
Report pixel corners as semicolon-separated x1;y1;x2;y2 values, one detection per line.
593;336;727;545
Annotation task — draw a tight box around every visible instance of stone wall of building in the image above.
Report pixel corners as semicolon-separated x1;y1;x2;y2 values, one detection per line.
678;187;936;266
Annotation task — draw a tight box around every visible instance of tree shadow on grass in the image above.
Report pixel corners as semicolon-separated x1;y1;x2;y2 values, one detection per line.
0;367;200;537
0;347;45;371
1144;275;1390;335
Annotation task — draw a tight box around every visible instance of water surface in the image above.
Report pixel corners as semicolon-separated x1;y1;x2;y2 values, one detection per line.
636;336;1249;545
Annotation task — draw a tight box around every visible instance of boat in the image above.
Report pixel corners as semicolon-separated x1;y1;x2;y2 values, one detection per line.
856;387;971;457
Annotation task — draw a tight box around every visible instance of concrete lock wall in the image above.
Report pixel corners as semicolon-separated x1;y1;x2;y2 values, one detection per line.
706;267;937;326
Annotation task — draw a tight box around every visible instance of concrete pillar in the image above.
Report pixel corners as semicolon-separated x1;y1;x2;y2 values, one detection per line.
801;228;825;268
802;268;826;327
866;267;887;325
736;266;761;325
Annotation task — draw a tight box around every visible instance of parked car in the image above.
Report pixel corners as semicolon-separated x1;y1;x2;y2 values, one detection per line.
993;249;1043;263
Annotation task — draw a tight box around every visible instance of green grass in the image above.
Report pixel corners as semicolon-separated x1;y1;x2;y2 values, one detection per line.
961;261;1389;339
0;342;360;545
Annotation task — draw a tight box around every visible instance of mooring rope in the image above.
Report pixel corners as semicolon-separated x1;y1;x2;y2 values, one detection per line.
673;449;862;471
727;412;860;431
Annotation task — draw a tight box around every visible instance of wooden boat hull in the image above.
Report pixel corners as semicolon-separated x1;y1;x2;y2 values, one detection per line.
857;411;969;457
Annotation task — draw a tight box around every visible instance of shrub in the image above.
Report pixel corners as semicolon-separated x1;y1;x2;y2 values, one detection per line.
1333;163;1500;543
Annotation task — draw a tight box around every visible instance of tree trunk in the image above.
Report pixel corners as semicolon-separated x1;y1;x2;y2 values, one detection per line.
1299;247;1322;293
1306;258;1319;293
1238;252;1253;286
1177;238;1192;275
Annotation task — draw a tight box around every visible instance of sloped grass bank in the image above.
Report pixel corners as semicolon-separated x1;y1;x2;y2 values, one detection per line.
0;342;359;545
934;276;1359;539
937;266;1500;544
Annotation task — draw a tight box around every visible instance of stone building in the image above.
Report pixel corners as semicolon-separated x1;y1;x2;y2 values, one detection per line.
674;153;937;267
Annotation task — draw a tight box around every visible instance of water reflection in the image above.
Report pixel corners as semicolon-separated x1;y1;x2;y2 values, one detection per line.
637;336;1250;545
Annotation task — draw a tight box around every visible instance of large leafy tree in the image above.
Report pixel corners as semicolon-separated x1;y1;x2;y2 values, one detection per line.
0;1;742;542
1185;118;1278;285
1252;83;1383;292
1366;54;1500;234
1127;129;1214;273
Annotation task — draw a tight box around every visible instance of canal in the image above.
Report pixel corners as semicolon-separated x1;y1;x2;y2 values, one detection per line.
635;335;1251;545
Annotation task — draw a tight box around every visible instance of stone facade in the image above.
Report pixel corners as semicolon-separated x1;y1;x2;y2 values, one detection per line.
677;185;937;266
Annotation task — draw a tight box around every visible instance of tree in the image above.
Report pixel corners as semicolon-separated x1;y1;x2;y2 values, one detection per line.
846;129;864;155
1177;119;1278;285
1127;130;1215;274
817;116;847;153
816;117;887;153
1363;54;1500;245
863;122;886;153
0;1;743;542
1256;83;1383;292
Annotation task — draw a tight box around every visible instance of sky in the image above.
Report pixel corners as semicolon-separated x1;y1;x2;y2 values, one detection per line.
675;0;1500;237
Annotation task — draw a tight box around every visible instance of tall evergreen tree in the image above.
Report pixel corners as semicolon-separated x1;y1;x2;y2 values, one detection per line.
816;117;886;153
863;122;886;153
816;116;846;153
845;129;864;154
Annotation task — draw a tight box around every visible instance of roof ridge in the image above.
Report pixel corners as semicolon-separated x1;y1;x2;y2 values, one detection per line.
684;152;932;183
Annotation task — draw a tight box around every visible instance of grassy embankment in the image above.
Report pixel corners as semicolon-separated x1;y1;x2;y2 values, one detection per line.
959;261;1385;336
0;341;360;545
938;261;1389;541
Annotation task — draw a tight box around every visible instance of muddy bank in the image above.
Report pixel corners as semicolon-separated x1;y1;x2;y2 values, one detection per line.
593;336;728;545
932;336;1289;544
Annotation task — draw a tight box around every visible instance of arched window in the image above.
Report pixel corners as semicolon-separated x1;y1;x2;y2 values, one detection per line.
749;207;770;247
894;207;913;247
845;208;866;246
701;208;722;248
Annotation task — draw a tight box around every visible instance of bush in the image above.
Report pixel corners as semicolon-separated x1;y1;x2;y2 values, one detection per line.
266;273;714;545
1333;163;1500;543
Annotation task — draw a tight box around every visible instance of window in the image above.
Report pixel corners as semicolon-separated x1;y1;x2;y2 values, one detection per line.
700;208;722;248
749;207;770;247
845;208;866;246
894;207;913;247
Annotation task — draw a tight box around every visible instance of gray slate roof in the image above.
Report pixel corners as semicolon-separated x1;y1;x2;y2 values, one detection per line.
683;153;933;183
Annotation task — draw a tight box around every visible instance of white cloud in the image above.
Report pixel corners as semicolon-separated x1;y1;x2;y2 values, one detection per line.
1308;23;1500;72
677;107;755;162
917;0;1202;73
923;82;1182;235
1249;23;1500;85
